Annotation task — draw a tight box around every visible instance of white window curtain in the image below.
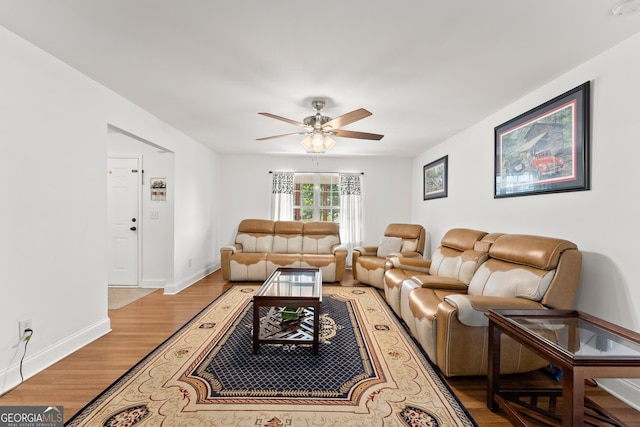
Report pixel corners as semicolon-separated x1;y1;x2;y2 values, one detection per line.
271;172;294;221
339;173;363;267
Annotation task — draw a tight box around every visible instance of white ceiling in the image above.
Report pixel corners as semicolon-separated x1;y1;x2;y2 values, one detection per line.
1;0;639;157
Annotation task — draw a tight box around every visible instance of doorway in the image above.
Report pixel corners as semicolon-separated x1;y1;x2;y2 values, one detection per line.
107;156;141;286
107;125;175;290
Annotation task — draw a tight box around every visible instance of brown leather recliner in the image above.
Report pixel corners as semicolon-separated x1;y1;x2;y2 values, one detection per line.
383;228;495;319
404;233;582;376
352;223;425;289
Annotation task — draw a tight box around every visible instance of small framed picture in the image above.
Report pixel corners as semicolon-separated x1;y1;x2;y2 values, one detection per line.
494;82;590;198
423;155;448;200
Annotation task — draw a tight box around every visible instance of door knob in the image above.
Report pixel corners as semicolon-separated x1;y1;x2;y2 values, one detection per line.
130;226;137;231
131;218;137;222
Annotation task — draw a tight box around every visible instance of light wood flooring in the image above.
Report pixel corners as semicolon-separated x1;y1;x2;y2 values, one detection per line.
1;270;638;425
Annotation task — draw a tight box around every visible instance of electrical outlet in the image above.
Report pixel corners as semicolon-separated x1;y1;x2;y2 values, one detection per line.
19;319;32;338
188;259;192;267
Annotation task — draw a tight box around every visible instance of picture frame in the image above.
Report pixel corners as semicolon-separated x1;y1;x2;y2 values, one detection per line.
494;82;590;198
423;155;448;200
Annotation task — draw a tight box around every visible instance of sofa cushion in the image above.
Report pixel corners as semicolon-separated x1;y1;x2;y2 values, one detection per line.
401;239;418;252
273;221;304;253
429;247;489;285
236;232;273;253
383;223;426;255
377;236;403;257
302;222;340;254
235;219;276;253
441;228;489;251
467;258;555;300
489;234;577;270
266;253;302;268
237;219;275;233
228;253;268;281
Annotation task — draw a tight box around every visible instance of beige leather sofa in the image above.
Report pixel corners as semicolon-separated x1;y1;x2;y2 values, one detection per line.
384;229;582;377
220;219;347;282
352;223;425;289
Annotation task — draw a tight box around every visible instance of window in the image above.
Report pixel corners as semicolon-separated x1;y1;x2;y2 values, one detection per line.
293;173;340;222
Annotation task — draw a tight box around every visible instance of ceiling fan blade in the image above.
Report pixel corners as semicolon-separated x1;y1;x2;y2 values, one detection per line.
256;131;308;141
332;129;384;140
258;112;308;128
322;108;372;130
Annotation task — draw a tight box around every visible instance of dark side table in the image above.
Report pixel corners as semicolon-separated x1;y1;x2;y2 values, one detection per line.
486;309;640;426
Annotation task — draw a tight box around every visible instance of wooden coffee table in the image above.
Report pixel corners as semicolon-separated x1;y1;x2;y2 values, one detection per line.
487;309;640;426
252;267;322;355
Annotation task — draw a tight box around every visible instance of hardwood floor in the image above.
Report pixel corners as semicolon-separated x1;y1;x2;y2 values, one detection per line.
1;269;638;425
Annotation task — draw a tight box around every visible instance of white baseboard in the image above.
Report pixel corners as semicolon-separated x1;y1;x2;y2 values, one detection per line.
164;262;220;295
140;279;165;288
596;378;640;411
0;317;111;396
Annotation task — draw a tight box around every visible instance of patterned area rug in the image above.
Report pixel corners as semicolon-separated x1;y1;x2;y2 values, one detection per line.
67;286;476;426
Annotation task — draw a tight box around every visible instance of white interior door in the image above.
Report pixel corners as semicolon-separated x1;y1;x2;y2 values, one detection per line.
107;157;141;286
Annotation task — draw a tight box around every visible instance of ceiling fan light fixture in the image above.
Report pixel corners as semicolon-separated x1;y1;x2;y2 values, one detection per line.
258;100;384;152
300;133;335;154
312;132;324;147
300;136;313;151
324;136;336;151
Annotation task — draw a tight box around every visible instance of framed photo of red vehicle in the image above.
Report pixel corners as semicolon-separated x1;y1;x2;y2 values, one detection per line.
423;155;448;200
494;82;590;198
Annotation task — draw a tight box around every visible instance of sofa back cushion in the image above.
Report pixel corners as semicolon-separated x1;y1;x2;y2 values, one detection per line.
467;259;555;300
302;222;340;254
273;221;304;253
440;228;488;251
236;219;275;253
467;234;578;301
428;229;489;284
383;223;425;254
488;234;577;270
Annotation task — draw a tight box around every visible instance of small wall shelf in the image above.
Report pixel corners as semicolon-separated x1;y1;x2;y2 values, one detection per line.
151;178;167;201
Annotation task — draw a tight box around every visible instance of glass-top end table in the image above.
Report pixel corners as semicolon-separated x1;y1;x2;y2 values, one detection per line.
487;309;640;426
505;311;640;361
252;268;323;355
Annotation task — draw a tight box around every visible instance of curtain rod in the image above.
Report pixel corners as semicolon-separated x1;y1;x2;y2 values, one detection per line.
269;171;364;175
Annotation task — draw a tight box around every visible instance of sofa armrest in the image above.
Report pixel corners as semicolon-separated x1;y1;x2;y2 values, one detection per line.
353;245;379;256
220;244;242;281
386;256;431;272
443;295;546;327
220;244;242;254
332;244;348;255
410;274;468;291
397;251;422;258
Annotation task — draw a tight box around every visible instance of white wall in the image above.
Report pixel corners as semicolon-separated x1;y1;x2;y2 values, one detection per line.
412;33;640;407
218;154;413;250
0;26;219;393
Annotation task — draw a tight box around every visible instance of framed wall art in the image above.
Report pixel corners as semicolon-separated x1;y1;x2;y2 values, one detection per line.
494;82;590;198
423;155;448;200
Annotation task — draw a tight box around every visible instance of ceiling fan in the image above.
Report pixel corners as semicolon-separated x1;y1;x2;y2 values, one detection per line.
256;100;384;153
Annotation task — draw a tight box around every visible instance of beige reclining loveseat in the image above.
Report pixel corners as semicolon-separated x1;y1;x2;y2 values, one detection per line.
384;229;582;377
220;219;347;282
